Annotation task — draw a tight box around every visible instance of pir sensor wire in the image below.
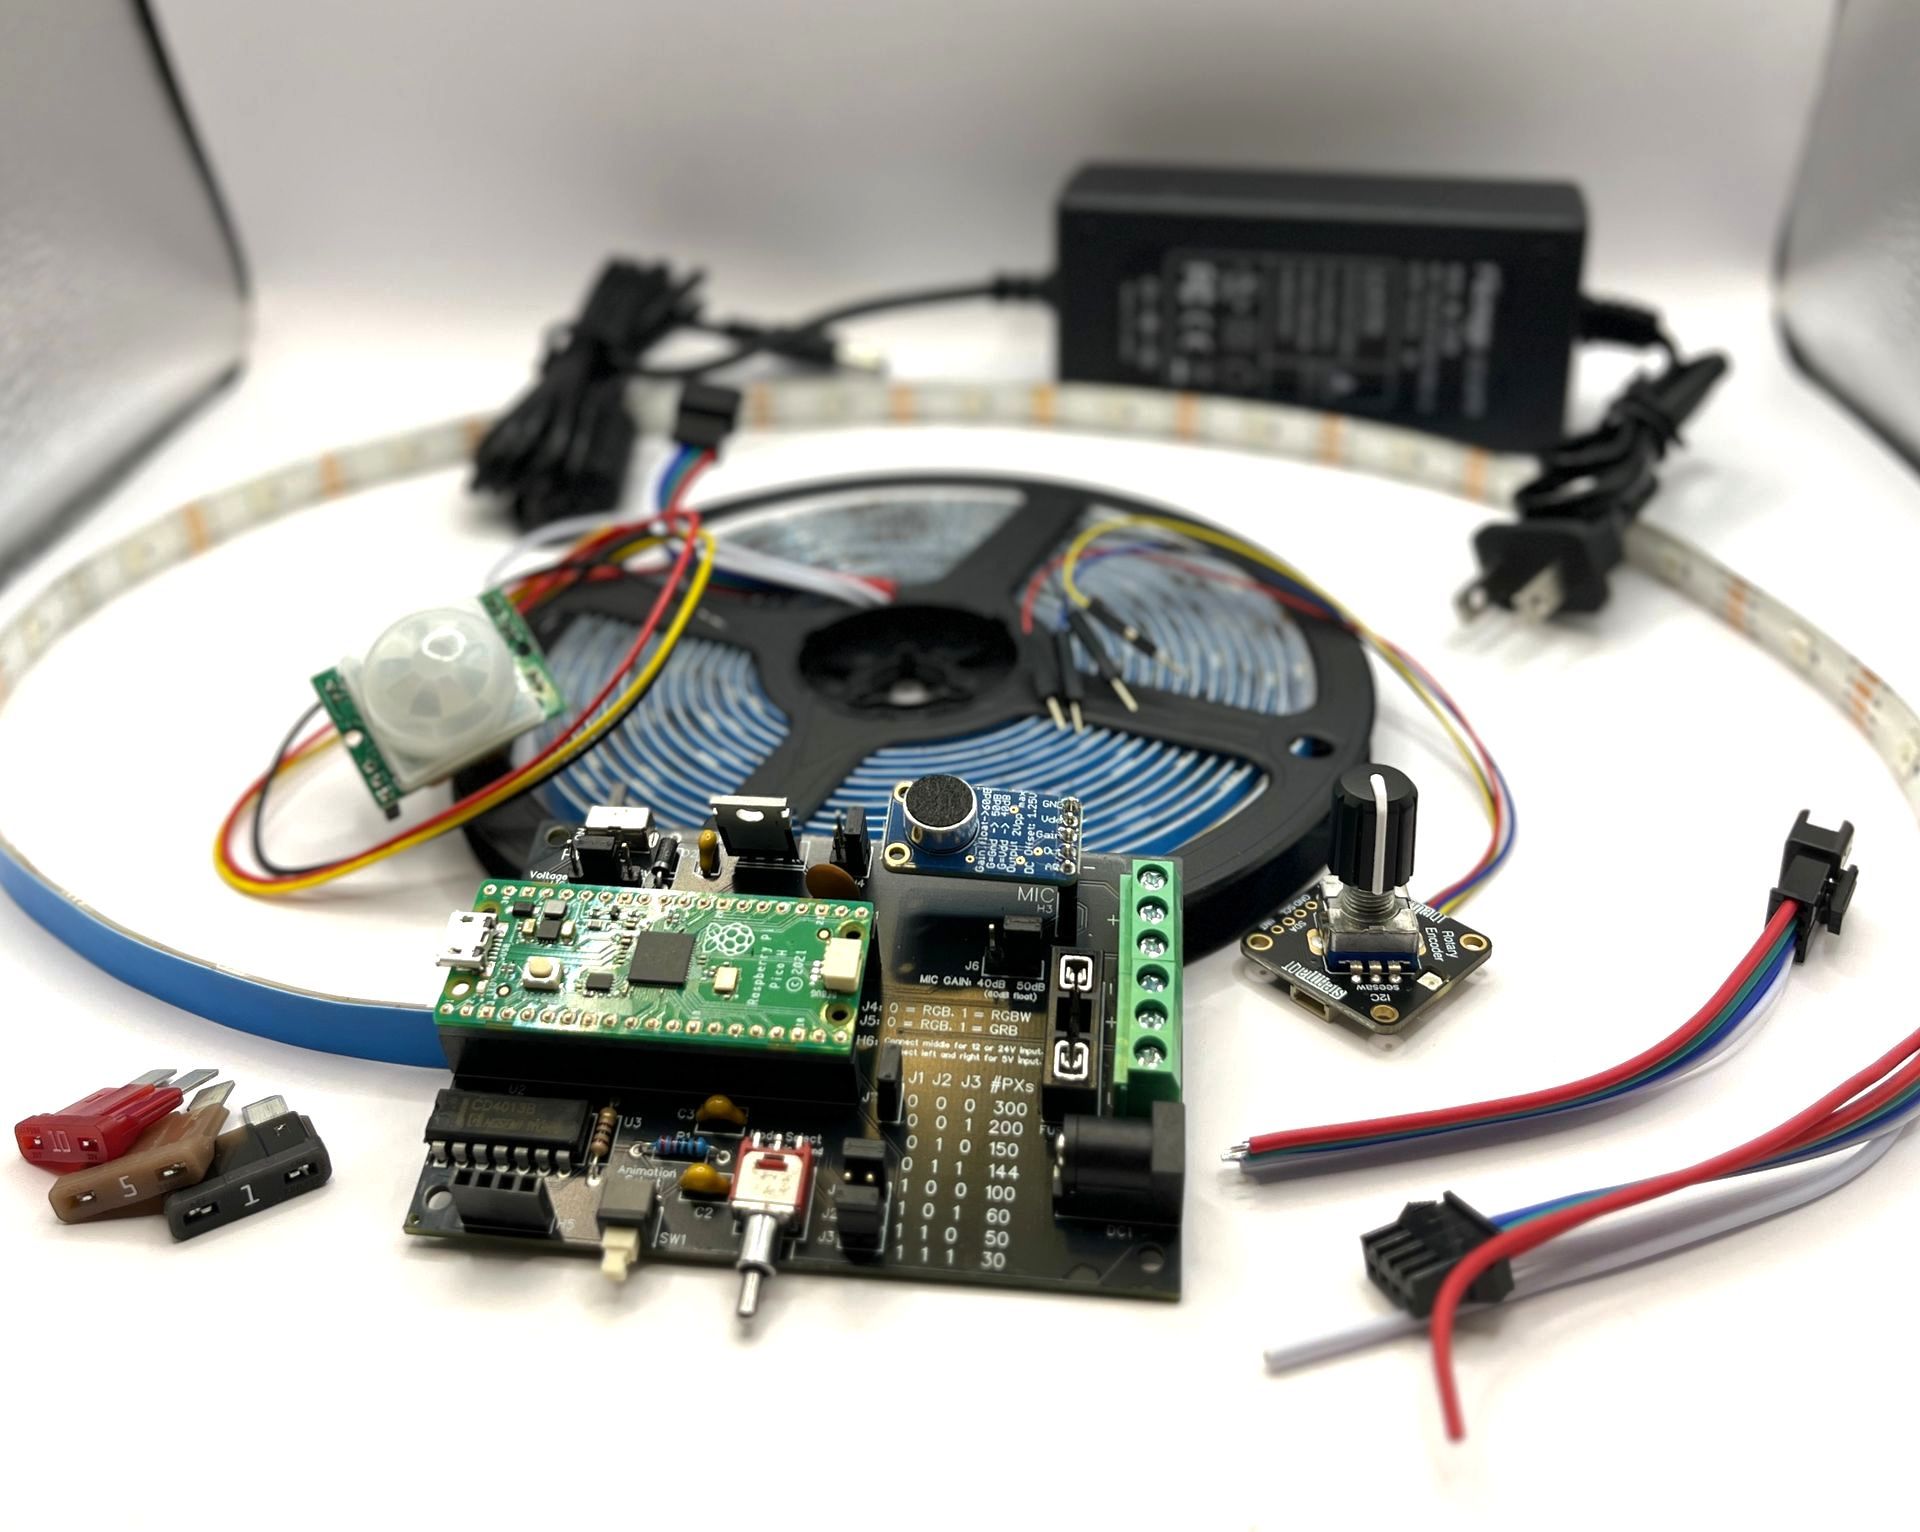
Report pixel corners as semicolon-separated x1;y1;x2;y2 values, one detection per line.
0;381;1914;1066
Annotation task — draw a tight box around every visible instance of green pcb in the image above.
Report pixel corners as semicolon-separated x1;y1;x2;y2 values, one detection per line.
476;588;568;722
435;880;874;1063
310;667;402;811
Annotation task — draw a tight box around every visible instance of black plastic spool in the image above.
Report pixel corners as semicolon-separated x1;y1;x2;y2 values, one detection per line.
458;473;1375;954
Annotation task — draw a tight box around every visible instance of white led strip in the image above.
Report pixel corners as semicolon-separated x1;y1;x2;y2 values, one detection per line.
0;379;1912;1066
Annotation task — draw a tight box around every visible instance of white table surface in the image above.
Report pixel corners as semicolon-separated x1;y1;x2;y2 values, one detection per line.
6;279;1918;1527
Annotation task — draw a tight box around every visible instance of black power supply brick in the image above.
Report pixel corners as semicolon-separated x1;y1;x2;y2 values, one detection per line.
1055;163;1587;451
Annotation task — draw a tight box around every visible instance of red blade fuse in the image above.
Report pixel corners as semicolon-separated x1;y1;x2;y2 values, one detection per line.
15;1068;217;1168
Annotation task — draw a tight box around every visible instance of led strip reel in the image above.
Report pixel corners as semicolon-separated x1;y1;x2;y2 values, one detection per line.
0;380;1913;1066
480;471;1363;950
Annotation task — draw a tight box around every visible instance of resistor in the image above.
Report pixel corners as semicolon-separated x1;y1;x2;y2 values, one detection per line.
650;1133;711;1161
697;827;721;877
588;1105;618;1161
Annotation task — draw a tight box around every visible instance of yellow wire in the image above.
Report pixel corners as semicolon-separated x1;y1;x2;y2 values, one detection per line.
215;528;715;897
1059;514;1500;850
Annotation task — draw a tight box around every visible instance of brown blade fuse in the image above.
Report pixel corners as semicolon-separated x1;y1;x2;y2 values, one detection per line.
48;1082;234;1224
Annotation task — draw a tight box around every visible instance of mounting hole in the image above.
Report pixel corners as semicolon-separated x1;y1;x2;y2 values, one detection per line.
839;923;864;939
1136;966;1170;995
883;842;912;867
824;1002;854;1025
1460;933;1490;952
798;605;1018;714
1244;932;1273;952
1135;999;1168;1030
1370;1004;1401;1025
424;1188;453;1213
1288;734;1334;758
545;825;570;847
1132;1038;1166;1067
1138;1245;1166;1275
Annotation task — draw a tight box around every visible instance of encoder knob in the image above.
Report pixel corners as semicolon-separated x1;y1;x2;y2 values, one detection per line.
1329;763;1418;900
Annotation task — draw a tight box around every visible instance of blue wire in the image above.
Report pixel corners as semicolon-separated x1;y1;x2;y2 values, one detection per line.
1489;937;1798;1224
655;443;698;510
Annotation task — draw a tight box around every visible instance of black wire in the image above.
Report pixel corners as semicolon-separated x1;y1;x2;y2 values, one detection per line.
626;272;1055;380
1576;295;1680;364
250;701;329;876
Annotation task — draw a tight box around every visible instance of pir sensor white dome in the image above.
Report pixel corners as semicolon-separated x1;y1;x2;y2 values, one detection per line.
359;606;518;758
325;596;565;805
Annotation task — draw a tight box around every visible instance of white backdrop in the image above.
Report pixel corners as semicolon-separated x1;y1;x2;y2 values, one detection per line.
155;0;1833;310
12;4;1920;1529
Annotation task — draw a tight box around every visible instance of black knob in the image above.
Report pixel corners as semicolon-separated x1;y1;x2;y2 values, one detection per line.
1329;764;1418;894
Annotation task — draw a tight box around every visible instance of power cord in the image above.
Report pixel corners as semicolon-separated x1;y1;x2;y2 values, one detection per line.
1458;298;1729;622
473;260;1055;527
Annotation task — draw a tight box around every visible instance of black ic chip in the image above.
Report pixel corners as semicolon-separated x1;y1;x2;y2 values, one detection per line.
425;1089;589;1156
534;917;563;942
510;900;535;918
541;899;570;919
581;969;616;993
627;929;695;987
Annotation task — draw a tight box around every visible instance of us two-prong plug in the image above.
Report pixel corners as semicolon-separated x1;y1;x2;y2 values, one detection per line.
1454;518;1619;625
1457;350;1730;626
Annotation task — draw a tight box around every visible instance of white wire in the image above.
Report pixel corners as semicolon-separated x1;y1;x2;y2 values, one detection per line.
483;510;631;588
655;540;891;606
1263;1114;1905;1375
486;516;891;607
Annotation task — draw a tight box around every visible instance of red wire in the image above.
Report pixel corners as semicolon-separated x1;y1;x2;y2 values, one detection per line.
515;454;716;609
225;462;712;883
1429;1006;1920;1440
1243;903;1799;1157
